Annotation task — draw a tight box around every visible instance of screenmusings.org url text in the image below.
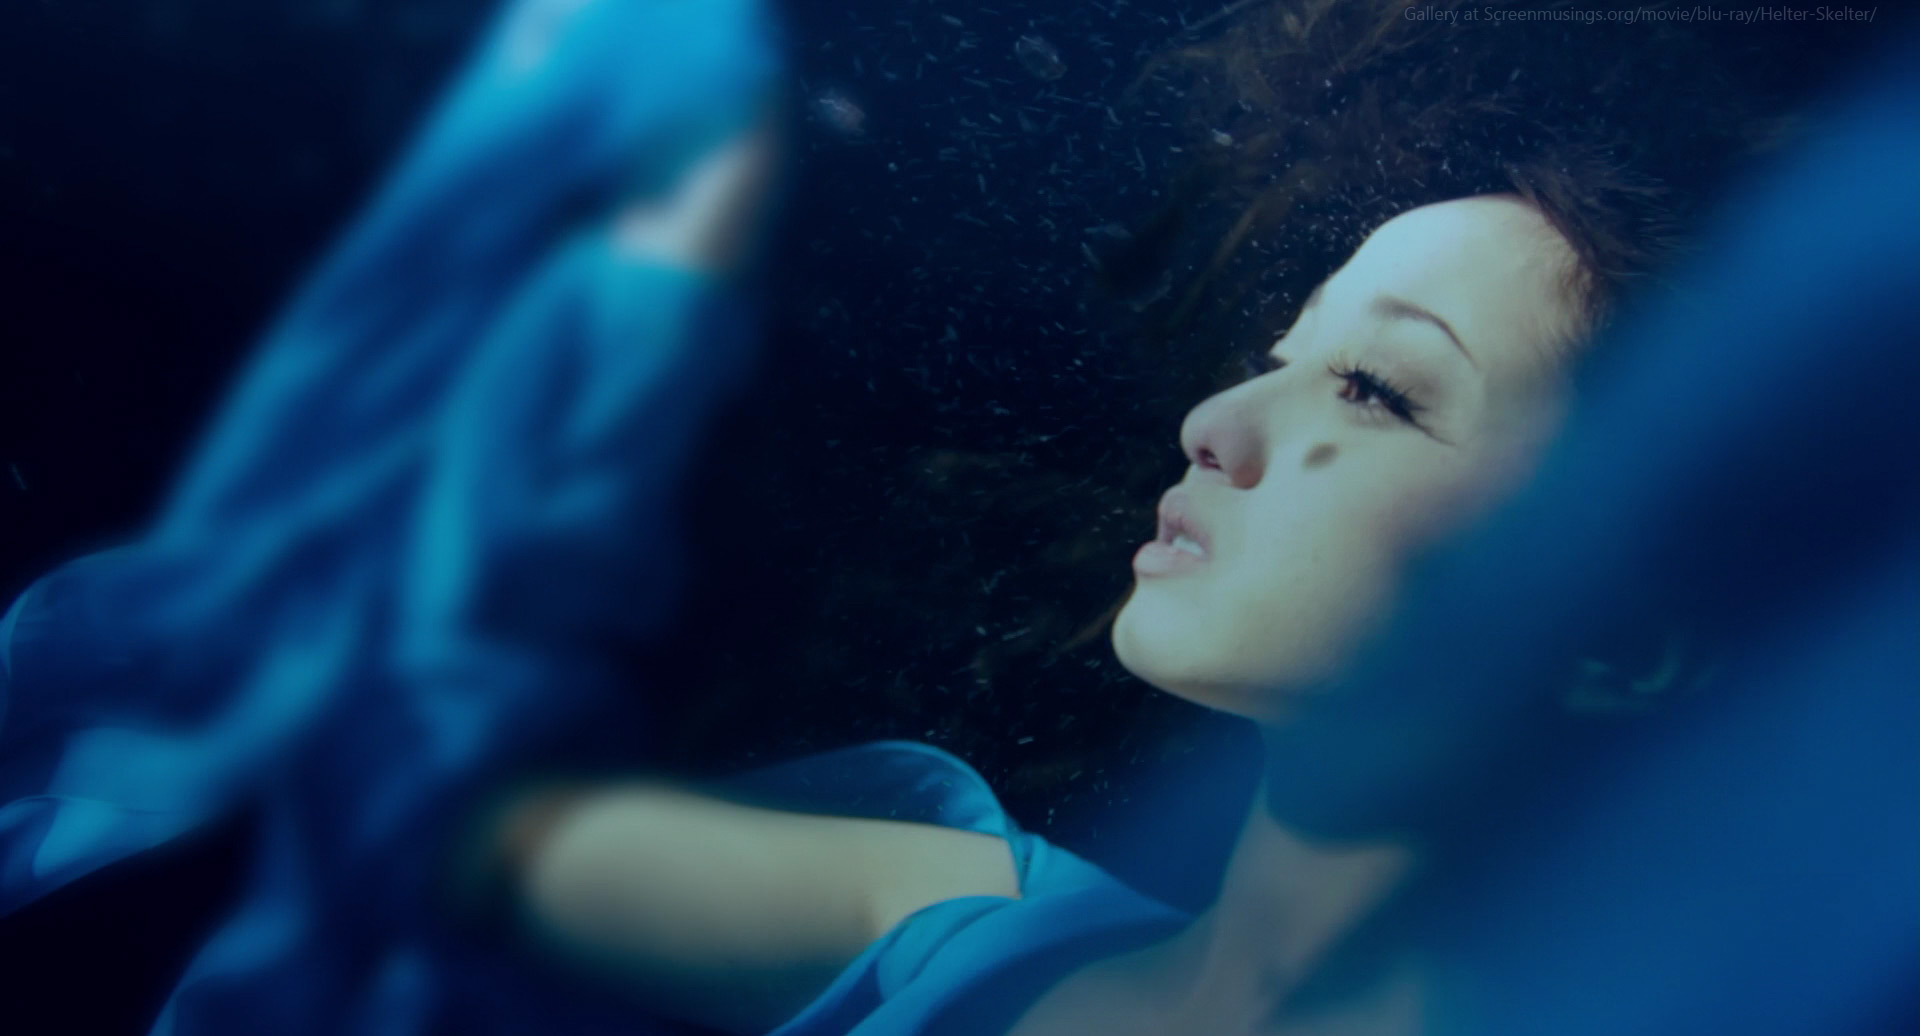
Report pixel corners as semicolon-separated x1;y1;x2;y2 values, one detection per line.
1403;6;1879;23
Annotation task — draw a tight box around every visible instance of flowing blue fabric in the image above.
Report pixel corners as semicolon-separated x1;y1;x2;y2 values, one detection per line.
0;3;1165;1032
766;30;1920;1036
3;1;1914;1033
1252;31;1920;1036
717;741;1188;1036
0;0;790;1031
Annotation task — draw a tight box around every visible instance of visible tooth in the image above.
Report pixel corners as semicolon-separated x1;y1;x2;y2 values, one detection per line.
1172;534;1206;557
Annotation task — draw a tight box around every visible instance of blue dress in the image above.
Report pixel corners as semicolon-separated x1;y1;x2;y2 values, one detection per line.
3;0;1914;1032
0;2;1187;1033
716;741;1189;1036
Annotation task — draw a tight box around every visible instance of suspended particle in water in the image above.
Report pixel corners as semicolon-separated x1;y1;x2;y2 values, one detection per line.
811;88;866;136
1127;269;1173;312
1014;34;1066;81
1081;208;1184;309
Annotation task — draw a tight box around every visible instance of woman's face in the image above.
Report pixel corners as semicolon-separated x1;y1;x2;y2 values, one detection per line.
1112;195;1586;723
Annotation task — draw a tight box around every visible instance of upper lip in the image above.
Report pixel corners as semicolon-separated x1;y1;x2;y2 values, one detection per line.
1156;489;1213;556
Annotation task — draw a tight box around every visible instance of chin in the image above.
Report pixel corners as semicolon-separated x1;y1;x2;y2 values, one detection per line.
1112;606;1265;720
1112;596;1344;725
1111;590;1178;688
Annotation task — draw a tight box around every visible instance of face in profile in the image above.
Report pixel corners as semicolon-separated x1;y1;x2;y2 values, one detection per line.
1113;195;1588;724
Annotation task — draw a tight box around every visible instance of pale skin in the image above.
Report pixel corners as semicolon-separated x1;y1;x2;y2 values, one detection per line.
1028;194;1587;1036
487;120;1591;1035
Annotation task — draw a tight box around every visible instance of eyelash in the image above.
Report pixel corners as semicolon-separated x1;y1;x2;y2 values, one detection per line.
1239;348;1426;425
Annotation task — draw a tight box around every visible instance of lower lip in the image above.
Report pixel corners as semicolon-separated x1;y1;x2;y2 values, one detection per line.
1133;540;1208;577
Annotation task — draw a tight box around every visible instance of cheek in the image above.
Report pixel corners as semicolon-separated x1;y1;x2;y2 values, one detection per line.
1133;453;1423;698
1113;437;1523;711
1388;410;1564;556
1290;442;1467;568
1375;460;1492;560
1222;444;1485;675
1235;491;1400;649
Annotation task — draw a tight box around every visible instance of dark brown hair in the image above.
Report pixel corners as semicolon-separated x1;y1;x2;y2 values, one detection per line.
1116;0;1813;722
1135;0;1819;347
651;1;1847;866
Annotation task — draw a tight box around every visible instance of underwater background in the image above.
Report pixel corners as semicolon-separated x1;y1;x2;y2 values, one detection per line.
0;2;1889;1033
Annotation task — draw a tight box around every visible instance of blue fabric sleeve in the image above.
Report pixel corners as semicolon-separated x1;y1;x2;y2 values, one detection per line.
714;739;1125;907
720;741;1184;1036
0;1;784;1033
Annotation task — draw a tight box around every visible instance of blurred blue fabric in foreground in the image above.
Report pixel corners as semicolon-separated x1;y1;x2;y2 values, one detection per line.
0;0;1913;1034
1;0;781;1032
1254;26;1920;1036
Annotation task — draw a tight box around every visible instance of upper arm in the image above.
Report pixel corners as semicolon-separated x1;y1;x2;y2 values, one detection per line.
503;782;1020;1034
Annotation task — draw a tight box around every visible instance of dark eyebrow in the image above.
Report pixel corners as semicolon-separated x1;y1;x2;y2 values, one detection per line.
1372;295;1477;368
1290;286;1476;369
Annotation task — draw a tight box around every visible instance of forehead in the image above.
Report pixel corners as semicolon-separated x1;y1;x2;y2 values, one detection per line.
1309;195;1583;376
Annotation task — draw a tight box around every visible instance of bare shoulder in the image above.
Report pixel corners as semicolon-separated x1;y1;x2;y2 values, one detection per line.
857;814;1024;935
498;781;1021;1033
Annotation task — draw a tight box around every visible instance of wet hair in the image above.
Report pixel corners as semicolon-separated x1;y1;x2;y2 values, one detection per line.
1077;0;1843;704
650;0;1855;877
1119;0;1831;717
1054;1;1825;751
1133;0;1829;351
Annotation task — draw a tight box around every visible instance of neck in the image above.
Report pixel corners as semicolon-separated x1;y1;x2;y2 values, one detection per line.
1115;727;1418;1031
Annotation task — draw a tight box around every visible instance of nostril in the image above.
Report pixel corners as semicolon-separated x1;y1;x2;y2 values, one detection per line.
1197;447;1220;470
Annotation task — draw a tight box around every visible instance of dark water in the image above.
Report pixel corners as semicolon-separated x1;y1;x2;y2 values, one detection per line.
0;1;1890;1033
0;4;1259;1031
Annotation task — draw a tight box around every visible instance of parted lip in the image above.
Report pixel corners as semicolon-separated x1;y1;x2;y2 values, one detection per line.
1155;489;1213;556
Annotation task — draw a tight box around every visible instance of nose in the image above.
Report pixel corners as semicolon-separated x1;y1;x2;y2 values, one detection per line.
1179;377;1275;489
